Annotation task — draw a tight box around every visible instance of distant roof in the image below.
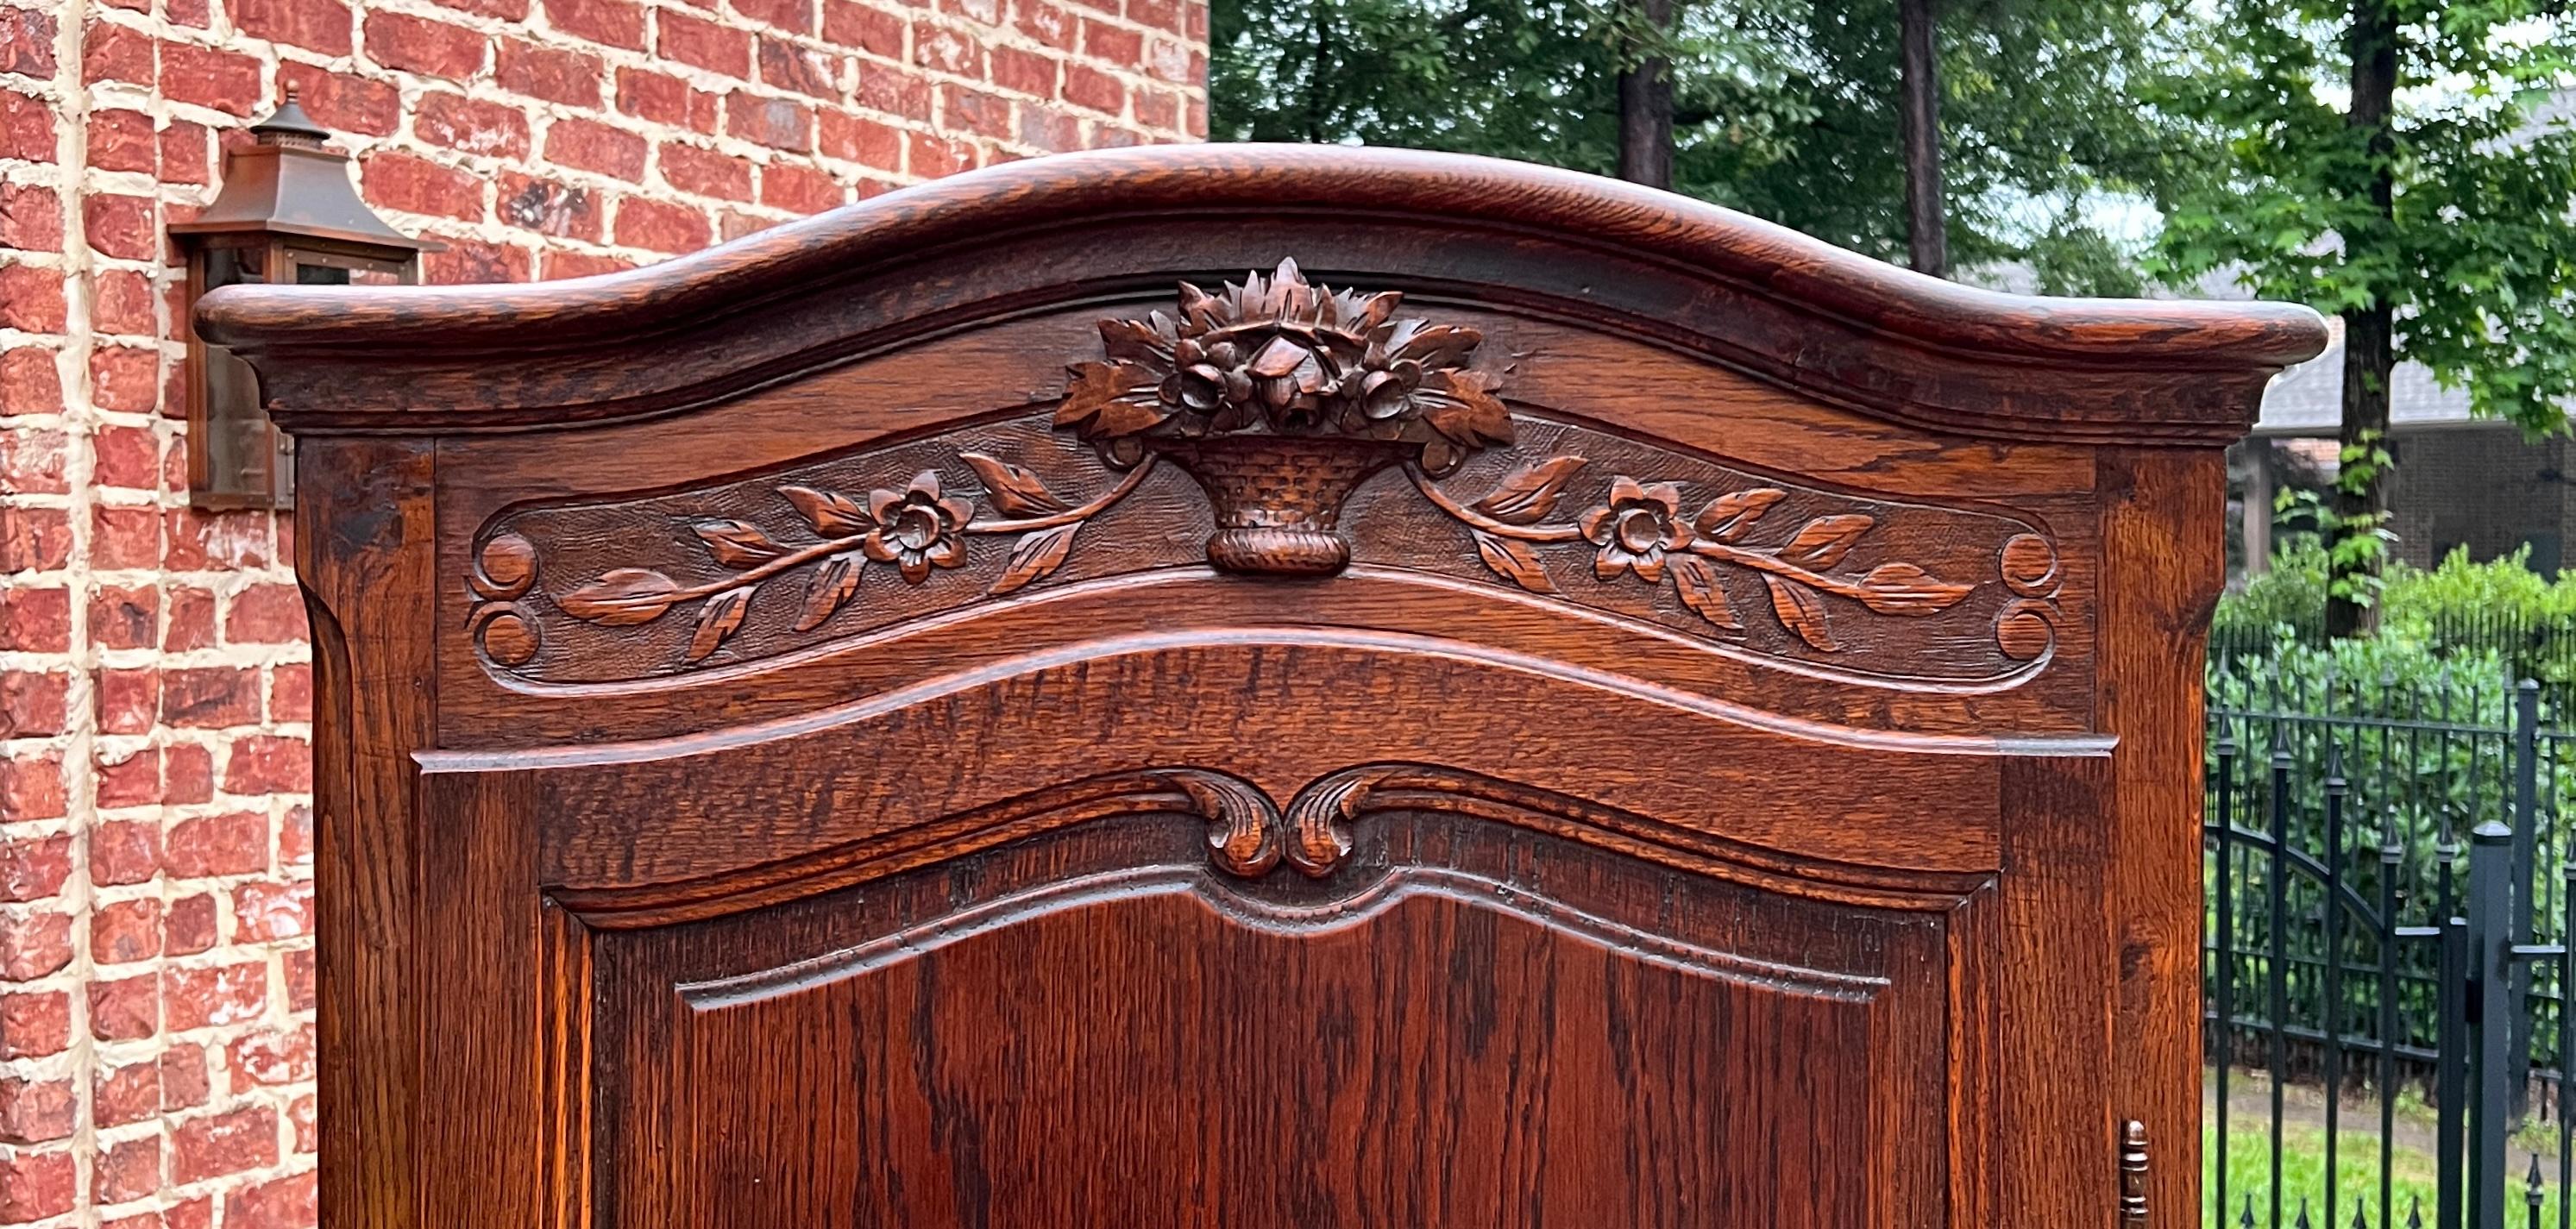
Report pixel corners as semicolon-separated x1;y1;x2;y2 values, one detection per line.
2252;317;2479;436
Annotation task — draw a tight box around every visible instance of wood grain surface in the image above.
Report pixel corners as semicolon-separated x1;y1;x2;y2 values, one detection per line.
261;146;2323;1228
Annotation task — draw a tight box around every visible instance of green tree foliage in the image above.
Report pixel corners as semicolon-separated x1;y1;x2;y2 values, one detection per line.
1208;0;1623;166
2152;4;2576;409
2148;1;2576;630
1208;0;2203;293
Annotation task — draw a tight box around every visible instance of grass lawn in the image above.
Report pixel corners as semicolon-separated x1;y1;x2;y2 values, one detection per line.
2204;1118;2567;1227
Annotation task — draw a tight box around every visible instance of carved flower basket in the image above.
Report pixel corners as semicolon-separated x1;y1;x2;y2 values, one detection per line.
1053;259;1514;577
1150;434;1413;574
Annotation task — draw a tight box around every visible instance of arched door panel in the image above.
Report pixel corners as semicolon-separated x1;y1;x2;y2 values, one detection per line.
414;637;2081;1226
589;816;1970;1228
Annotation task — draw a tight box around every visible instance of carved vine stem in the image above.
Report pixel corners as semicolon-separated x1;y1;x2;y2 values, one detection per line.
548;456;1160;663
1408;466;1907;602
1406;458;1977;653
658;458;1156;606
1404;465;1582;543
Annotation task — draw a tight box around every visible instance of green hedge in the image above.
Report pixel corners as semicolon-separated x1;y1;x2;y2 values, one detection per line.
2215;542;2576;691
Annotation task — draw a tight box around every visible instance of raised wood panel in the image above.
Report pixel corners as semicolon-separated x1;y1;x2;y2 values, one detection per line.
415;306;2099;512
468;410;2067;689
577;812;1972;1228
429;304;2101;747
429;638;2026;923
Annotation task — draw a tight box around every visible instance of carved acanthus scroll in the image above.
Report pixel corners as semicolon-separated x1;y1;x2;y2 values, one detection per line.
1160;768;1279;878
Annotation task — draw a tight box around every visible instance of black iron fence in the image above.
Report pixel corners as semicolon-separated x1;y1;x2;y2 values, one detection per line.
2206;667;2576;1229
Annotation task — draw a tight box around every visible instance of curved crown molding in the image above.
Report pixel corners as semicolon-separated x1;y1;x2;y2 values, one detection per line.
196;143;2328;443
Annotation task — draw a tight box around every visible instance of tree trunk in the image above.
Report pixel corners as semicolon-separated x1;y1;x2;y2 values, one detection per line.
2328;0;2399;640
1618;0;1675;190
1301;0;1333;143
1897;0;1945;276
2331;304;2393;638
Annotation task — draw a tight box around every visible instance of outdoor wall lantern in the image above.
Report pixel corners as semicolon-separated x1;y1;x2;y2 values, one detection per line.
173;91;433;510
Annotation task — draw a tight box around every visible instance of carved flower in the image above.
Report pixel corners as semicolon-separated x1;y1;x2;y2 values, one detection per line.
1349;357;1425;423
1159;335;1267;434
1580;477;1693;582
861;471;973;584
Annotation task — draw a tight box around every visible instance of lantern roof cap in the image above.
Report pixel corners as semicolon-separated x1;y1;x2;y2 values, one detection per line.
170;90;431;253
248;91;331;147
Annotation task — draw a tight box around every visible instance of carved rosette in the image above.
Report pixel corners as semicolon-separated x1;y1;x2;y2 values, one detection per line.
1055;259;1512;574
468;533;541;668
1995;533;2062;662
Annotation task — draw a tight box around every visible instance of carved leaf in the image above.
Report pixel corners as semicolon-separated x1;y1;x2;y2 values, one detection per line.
991;522;1079;595
1764;575;1838;651
1471;455;1587;525
1419;438;1463;474
686;588;751;662
1693;487;1788;542
961;452;1071;517
1056;361;1171;437
781;486;870;536
1668;555;1742;632
557;568;681;626
1177;283;1222;332
692;519;785;568
794;555;861;632
1470;529;1555;594
1385;321;1484;369
1855;561;1976;616
1339;290;1402;335
1417;369;1514;449
1096;317;1173;366
1781;514;1875;569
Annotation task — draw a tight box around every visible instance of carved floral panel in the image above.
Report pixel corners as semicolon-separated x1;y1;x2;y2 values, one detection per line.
466;262;2065;688
468;404;2062;686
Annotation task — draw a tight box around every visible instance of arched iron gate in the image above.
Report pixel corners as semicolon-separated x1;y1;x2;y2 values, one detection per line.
2207;680;2576;1229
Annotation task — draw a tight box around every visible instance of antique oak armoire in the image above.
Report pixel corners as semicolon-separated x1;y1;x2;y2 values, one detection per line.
198;146;2328;1228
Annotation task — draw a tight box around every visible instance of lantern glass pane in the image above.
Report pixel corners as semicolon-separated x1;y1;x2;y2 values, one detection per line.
198;243;276;504
201;348;267;498
285;248;408;287
204;244;263;286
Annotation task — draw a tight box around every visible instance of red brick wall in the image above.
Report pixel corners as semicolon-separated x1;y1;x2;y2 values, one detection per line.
0;0;1203;1217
